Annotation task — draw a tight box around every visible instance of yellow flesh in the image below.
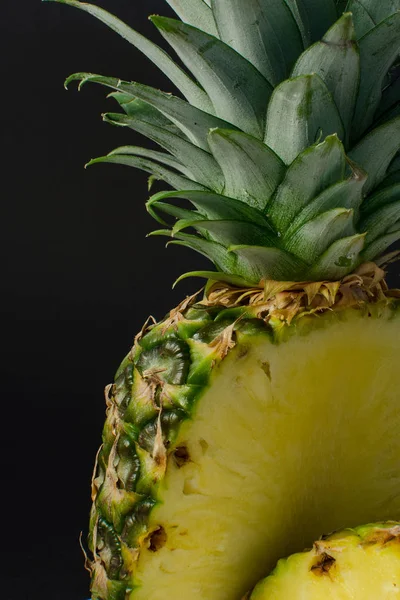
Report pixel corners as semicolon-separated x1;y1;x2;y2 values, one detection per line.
251;528;400;599
131;311;400;599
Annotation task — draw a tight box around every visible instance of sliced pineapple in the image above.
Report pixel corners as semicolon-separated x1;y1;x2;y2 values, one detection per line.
250;522;400;599
88;298;400;600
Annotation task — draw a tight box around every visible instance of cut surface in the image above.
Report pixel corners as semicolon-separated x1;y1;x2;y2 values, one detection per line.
131;309;400;599
250;522;400;599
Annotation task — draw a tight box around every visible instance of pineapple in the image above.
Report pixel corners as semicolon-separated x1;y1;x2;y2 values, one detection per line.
248;521;400;599
45;0;400;598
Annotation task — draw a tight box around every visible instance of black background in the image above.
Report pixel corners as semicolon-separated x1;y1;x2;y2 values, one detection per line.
3;1;207;599
3;2;400;599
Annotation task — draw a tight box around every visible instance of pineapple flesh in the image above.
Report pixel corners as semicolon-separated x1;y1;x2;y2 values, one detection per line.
125;308;400;600
250;522;400;599
45;0;400;598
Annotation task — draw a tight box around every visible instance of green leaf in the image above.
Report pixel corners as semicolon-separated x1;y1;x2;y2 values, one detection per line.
378;155;400;187
361;182;400;214
374;103;400;128
362;228;400;261
148;190;271;226
345;0;375;39
165;0;219;37
291;13;360;142
352;12;400;139
111;82;236;152
265;75;344;164
174;271;252;287
378;170;400;190
211;0;303;85
103;112;224;191
109;94;187;139
172;218;208;236
149;202;204;223
229;245;307;282
360;199;400;243
355;0;400;24
105;146;193;178
174;219;277;246
389;155;400;173
284;166;367;238
68;75;236;152
150;16;273;138
283;0;338;46
349;116;400;194
284;208;355;262
387;221;400;233
158;231;238;272
309;234;365;279
268;135;346;231
87;154;206;191
45;0;213;112
336;0;349;14
375;73;400;120
207;130;286;210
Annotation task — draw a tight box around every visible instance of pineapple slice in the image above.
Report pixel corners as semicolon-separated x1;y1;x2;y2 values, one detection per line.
249;522;400;599
91;302;400;600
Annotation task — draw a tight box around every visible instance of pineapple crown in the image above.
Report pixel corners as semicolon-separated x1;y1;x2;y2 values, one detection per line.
45;0;400;286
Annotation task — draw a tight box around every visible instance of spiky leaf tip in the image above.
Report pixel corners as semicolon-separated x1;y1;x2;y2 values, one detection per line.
51;0;400;285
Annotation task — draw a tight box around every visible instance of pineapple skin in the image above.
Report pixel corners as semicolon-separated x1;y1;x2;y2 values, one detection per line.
89;293;400;600
250;522;400;599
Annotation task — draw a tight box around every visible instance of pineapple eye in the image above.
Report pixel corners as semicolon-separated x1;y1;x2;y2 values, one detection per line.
148;526;167;552
117;435;141;492
138;409;186;454
310;552;336;576
193;319;233;344
136;340;190;385
96;517;123;580
173;445;191;467
122;498;157;548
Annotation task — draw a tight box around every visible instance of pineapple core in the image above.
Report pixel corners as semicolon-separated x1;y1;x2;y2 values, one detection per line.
131;310;400;599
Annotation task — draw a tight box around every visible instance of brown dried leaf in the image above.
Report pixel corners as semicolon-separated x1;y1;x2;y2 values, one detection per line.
209;322;237;359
